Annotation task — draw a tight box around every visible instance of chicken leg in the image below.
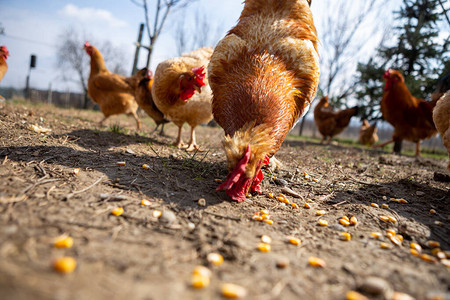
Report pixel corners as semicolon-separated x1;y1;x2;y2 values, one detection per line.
128;111;141;130
186;126;200;152
174;126;185;148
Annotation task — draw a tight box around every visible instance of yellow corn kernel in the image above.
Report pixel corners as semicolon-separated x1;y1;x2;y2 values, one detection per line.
141;164;150;170
257;243;271;252
390;198;400;202
429;209;436;214
192;265;212;277
371;232;382;239
387;216;397;223
214;178;223;183
410;249;420;257
262;214;271;221
410;242;422;253
207;253;224;266
291;203;299;209
420;253;437;263
340;232;351;241
371;203;379;208
304;202;311;209
260;209;269;215
73;168;80;175
141;199;151;206
265;219;274;225
346;290;369;300
389;235;402;246
318;219;328;226
441;259;450;268
380;242;391;249
287;236;301;246
221;283;247;299
261;235;272;244
386;229;396;237
379;216;390;222
191;274;210;289
252;215;263;221
116;161;126;166
277;196;290;204
436;251;446;260
316;210;326;216
54;236;74;249
341;216;350;222
304;172;310;180
398;199;408;204
350;216;358;226
153;210;162;218
396;234;404;242
339;218;350;226
431;248;442;256
111;207;124;216
444;251;450;259
427;241;440;248
381;204;389;209
53;257;77;274
308;256;326;267
268;193;274;198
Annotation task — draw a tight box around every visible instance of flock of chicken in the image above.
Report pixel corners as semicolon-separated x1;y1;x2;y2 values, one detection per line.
0;0;449;202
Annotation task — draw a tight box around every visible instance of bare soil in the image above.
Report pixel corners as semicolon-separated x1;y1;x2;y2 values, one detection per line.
0;100;449;300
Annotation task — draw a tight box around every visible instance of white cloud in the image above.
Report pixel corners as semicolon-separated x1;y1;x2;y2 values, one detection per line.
59;4;128;28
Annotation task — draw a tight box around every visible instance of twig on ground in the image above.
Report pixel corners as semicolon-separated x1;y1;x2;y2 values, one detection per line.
336;167;379;186
203;210;242;221
332;200;348;207
64;176;104;200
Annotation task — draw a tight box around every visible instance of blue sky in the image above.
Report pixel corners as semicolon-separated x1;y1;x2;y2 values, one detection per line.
2;0;442;94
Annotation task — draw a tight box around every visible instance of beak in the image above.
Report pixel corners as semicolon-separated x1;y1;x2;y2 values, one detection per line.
194;85;202;94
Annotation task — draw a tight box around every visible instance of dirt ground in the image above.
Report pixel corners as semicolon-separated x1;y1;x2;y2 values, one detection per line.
0;99;449;300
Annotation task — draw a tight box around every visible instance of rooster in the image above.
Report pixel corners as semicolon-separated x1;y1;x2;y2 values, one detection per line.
208;0;319;202
134;68;169;135
313;96;359;143
359;120;378;146
84;42;141;129
151;47;213;151
375;69;437;156
0;46;9;83
432;74;450;170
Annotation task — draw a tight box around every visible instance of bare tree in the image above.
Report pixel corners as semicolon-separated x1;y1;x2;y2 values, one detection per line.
131;0;196;67
55;27;128;108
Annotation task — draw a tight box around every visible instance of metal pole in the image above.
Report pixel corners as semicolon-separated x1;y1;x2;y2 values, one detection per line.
132;23;145;75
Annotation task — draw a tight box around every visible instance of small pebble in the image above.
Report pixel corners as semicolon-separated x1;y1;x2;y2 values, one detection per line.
159;210;177;225
358;276;393;299
276;257;290;269
329;224;347;232
274;178;289;186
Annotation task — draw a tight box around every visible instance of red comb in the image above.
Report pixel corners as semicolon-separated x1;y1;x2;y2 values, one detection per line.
192;66;206;87
84;41;91;48
146;70;153;79
383;69;391;79
0;46;9;56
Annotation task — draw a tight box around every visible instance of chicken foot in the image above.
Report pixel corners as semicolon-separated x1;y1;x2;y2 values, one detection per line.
185;126;201;152
173;126;185;148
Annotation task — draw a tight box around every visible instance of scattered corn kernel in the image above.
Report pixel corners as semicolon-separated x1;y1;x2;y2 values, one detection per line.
214;178;223;183
318;219;328;226
116;161;126;166
420;253;437;263
346;290;369;300
380;242;391;249
291;203;298;209
350;216;358;226
410;249;420;256
142;164;150;170
339;218;350;226
257;243;271;252
441;259;450;268
262;214;271;221
73;168;80;175
252;215;264;221
410;243;422;253
260;209;269;215
389;235;402;246
261;235;272;244
304;172;310;180
111;207;124;216
316;210;326;216
430;209;436;214
54;236;74;249
396;234;404;242
308;256;326;267
398;198;408;204
427;241;440;248
277;196;290;204
141;199;151;206
371;203;379;208
371;232;382;239
221;283;247;299
153;210;162;218
53;257;76;274
304;202;311;209
191;274;210;289
340;232;351;241
341;216;350;222
390;198;399;202
268;193;274;198
444;251;450;258
431;248;442;256
387;216;397;223
287;236;301;246
266;219;274;225
207;253;224;266
379;216;390;222
386;229;396;237
434;220;443;226
381;204;389;209
436;251;446;260
192;265;212;278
